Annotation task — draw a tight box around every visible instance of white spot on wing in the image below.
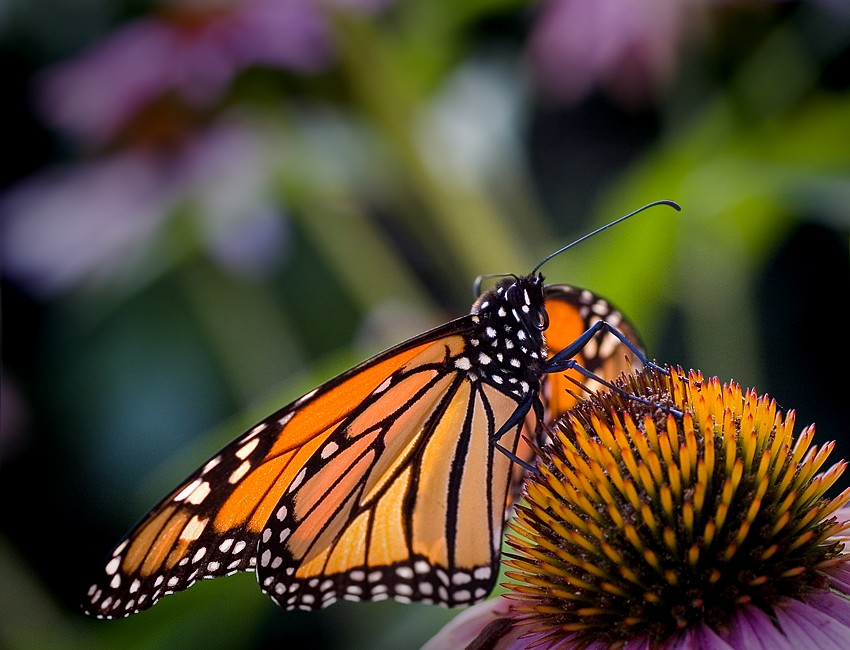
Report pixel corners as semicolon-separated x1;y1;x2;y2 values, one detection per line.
105;557;121;575
321;441;338;459
186;481;211;505
452;572;471;585
229;460;251;484
202;457;221;474
246;423;267;439
235;437;260;460
174;479;202;502
473;567;491;580
454;357;471;370
289;468;307;492
373;376;393;394
297;388;318;404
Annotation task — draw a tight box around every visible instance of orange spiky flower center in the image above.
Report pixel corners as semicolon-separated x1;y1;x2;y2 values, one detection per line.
503;367;850;647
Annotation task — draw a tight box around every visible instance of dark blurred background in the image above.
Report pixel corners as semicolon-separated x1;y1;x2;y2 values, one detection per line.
1;1;848;648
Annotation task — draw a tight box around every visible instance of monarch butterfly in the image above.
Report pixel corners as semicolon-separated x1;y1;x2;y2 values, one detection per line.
82;201;678;619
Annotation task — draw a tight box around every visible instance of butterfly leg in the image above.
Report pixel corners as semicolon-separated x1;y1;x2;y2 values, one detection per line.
491;394;543;473
545;320;682;416
547;358;683;417
546;320;667;375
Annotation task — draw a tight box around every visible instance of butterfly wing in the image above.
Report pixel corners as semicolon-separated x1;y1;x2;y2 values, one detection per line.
83;317;492;619
83;277;641;620
256;356;525;610
510;285;646;497
541;284;645;417
247;274;551;612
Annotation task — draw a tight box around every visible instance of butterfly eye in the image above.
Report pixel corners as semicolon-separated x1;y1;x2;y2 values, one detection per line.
505;284;520;305
538;309;549;331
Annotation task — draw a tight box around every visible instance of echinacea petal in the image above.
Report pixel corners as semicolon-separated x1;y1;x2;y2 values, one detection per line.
723;604;788;650
665;625;734;650
420;598;511;650
775;597;850;648
804;588;850;629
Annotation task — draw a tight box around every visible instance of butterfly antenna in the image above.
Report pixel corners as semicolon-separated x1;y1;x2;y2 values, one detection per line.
531;200;681;274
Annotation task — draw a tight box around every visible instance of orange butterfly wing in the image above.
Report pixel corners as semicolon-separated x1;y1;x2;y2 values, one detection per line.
540;284;644;417
82;319;490;618
255;347;525;610
510;285;645;500
83;276;643;619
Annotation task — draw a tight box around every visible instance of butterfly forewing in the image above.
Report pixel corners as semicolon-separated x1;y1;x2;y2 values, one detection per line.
540;284;644;416
83;321;477;619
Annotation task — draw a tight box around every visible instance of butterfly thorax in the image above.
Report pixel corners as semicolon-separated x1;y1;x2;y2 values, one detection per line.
465;274;548;398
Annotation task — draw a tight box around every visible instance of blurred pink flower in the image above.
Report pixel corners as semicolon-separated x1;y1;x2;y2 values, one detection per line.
0;119;287;295
528;0;714;107
37;0;389;146
3;0;401;295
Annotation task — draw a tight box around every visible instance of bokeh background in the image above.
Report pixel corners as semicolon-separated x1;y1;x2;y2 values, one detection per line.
1;1;848;648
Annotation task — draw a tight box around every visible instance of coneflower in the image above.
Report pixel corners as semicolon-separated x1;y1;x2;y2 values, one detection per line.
425;367;850;649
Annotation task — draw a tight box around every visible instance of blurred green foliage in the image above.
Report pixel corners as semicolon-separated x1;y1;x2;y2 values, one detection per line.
1;1;848;648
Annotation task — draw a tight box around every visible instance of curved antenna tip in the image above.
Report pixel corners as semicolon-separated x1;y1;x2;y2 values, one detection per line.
532;199;682;274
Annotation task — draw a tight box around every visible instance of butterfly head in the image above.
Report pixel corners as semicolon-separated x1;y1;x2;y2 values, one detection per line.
473;273;547;329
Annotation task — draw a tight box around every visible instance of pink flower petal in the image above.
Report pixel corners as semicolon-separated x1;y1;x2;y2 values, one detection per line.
38;22;182;144
722;605;791;649
775;597;850;648
662;625;735;650
0;153;171;294
37;0;335;145
805;588;850;632
420;599;513;650
824;563;850;595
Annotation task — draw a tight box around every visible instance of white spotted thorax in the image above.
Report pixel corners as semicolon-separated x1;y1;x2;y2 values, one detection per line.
465;274;548;397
